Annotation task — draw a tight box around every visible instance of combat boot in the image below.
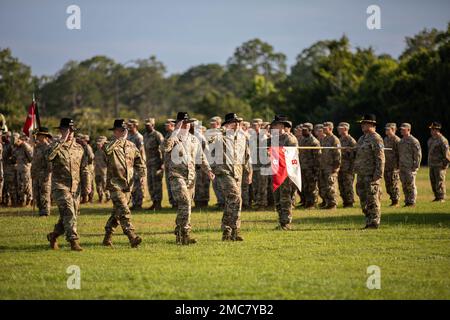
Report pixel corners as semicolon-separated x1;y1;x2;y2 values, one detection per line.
390;200;399;207
276;224;292;231
69;240;83;251
154;201;162;210
98;195;103;203
324;204;337;210
222;230;233;241
318;201;326;208
181;232;197;245
102;232;113;247
127;231;142;248
46;232;59;250
231;229;244;241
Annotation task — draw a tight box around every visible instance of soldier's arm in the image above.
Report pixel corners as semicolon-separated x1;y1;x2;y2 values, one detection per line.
441;140;450;167
104;139;121;156
24;143;33;162
333;138;341;171
412;140;422;171
373;139;385;181
133;145;147;178
47;141;63;161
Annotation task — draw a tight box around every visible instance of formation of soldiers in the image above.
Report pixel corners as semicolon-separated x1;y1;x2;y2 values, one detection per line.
0;113;449;250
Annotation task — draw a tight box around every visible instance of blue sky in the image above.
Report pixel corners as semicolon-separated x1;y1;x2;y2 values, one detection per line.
1;0;449;76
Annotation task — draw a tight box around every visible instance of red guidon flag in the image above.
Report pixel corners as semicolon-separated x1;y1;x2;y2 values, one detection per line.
270;146;302;191
22;99;38;136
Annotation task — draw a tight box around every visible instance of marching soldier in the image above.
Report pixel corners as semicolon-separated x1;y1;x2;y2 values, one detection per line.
270;115;298;230
163;112;214;245
299;123;321;209
398;123;422;207
427;122;450;202
354;114;385;229
31;128;52;216
102;119;146;248
209;113;251;240
143;118;164;210
319;122;341;209
163;118;177;208
384;123;401;206
337;122;356;208
209;116;225;209
46;118;89;251
249;118;269;210
12;133;33;206
127;119;146;210
94;136;109;203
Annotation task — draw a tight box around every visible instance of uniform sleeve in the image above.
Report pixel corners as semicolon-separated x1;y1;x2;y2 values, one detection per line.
441;139;450;167
133;145;147;178
47;141;63;161
24;143;33;163
244;137;253;176
373;138;385;181
87;145;95;164
157;132;164;163
412;140;422;171
162;132;178;154
332;137;341;171
80;147;91;179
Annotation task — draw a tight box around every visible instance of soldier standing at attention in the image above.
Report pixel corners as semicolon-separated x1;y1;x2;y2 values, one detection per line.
2;132;16;206
102;119;146;248
269;115;298;230
0;129;3;205
240;121;252;210
209;113;251;240
163;112;214;245
94;136;109;203
299;123;321;209
12;134;33;207
31;128;52;216
354;114;385;229
319;122;341;210
46;118;89;251
398;123;422;207
127;119;146;210
337;122;356;208
384;123;401;206
193;122;211;209
427;122;450;202
163;119;177;209
78;134;94;204
143;118;164;210
209;116;225;209
249;118;269;210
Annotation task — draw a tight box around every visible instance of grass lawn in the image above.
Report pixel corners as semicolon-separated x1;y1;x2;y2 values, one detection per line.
0;167;449;299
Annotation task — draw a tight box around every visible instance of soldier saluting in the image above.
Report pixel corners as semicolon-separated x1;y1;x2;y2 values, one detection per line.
102;119;146;248
46;118;89;251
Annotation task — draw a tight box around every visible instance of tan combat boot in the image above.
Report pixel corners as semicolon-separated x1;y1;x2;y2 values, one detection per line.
181;232;197;245
127;231;142;248
102;232;113;247
70;239;83;251
46;232;59;250
222;230;233;241
231;229;244;241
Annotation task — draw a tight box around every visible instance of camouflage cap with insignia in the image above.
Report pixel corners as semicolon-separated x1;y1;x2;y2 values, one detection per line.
338;122;350;129
323;121;334;128
96;135;107;143
302;122;314;131
314;124;324;130
209;116;222;124
400;123;411;130
165;118;176;124
385;123;397;130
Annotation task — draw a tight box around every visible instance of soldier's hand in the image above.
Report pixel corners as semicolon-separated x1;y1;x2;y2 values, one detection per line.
60;129;70;143
207;170;215;181
247;173;253;184
175;121;183;130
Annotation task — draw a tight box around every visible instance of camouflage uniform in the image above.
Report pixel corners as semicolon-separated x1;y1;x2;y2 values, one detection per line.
47;139;88;242
12;140;33;206
94;139;109;202
103;138;146;242
249;126;269;209
208;127;251;239
338;131;356;207
128;131;146;209
2;140;17;206
0;138;2;204
319;130;341;208
209;127;225;208
81;140;94;203
31;141;52;215
398;131;422;206
194;132;210;207
354;131;385;227
298;127;321;208
163;130;176;207
163;128;211;242
428;134;450;201
383;131;401;204
143;127;164;206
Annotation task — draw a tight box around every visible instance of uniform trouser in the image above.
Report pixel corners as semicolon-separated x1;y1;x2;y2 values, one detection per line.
429;166;447;200
147;165;163;202
95;173;109;201
356;175;381;226
105;190;135;235
52;188;81;241
215;174;242;235
165;166;176;206
267;175;274;206
384;169;400;202
170;177;195;234
194;167;210;203
400;169;417;205
252;169;268;207
131;173;145;207
16;165;32;205
3;168;17;206
338;170;355;205
81;171;92;199
32;175;51;215
241;170;250;207
212;177;225;206
319;170;338;207
274;178;293;225
301;168;319;206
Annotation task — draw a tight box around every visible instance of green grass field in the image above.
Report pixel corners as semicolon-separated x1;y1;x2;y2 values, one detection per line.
1;168;449;300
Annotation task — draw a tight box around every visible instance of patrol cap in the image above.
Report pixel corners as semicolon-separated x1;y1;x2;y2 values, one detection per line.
96;136;107;143
209;116;222;124
338;122;350;129
127;119;139;126
165;118;176;124
400;123;411;130
145;118;155;125
84;135;90;141
323;121;334;128
242;121;250;128
252;118;263;125
76;133;84;139
385;123;397;130
12;132;20;139
429;122;442;130
302;123;314;131
314;124;324;130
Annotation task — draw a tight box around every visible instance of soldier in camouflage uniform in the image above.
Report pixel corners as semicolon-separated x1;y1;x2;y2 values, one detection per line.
209;116;225;209
193;122;210;208
31;128;52;216
314;124;326;206
2;132;16;206
208;113;251;240
46;118;89;251
240;121;251;209
319;122;341;209
299;123;321;209
269;115;298;230
354;114;385;229
337;122;356;207
143;118;164;210
384;123;401;206
78;134;94;204
427;122;450;202
102;119;146;248
398;123;422;207
12;134;33;206
94;136;109;203
0;129;3;205
163;119;177;208
127;119;146;210
163;112;214;245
